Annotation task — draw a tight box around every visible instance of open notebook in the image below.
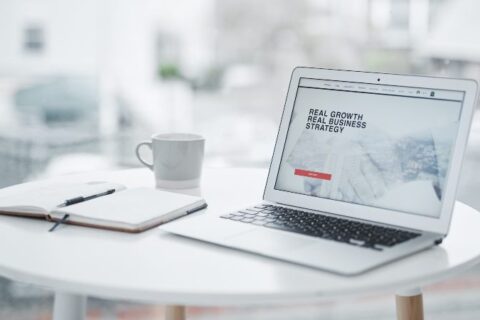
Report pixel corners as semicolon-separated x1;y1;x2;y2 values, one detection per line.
0;182;207;233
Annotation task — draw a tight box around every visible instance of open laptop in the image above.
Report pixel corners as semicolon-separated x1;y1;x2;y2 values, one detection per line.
162;67;478;275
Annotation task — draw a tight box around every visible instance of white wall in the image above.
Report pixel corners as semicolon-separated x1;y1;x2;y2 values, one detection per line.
0;0;215;133
0;0;101;76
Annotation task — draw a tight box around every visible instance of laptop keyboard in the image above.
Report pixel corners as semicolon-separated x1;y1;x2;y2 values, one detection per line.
220;204;420;250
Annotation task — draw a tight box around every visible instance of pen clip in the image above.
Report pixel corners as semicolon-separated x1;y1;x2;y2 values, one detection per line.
49;214;70;232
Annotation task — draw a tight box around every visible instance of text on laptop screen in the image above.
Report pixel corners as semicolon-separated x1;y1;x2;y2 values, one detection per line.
275;78;464;217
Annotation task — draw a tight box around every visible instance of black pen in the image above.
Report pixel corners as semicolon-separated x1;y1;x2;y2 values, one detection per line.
59;188;117;207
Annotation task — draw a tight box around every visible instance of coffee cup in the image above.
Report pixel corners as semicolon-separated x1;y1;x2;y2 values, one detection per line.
135;133;205;189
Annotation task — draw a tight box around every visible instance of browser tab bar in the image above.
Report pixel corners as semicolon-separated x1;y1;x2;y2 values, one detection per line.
299;78;464;102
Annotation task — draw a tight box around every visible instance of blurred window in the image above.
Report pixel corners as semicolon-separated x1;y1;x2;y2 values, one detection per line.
24;25;45;53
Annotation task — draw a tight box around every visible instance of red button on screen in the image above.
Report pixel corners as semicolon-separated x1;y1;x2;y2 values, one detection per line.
294;169;332;181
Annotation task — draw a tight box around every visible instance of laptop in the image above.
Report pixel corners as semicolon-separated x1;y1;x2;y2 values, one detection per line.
162;67;478;275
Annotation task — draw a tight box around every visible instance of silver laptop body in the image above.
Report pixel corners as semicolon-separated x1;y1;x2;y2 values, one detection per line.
162;67;478;275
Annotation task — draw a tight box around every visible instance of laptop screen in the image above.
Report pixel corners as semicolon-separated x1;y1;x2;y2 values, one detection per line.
274;77;465;217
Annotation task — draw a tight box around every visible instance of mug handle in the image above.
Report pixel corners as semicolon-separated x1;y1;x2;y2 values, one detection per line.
135;141;154;171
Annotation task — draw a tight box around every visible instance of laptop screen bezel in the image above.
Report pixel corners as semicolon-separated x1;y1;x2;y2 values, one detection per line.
263;67;477;235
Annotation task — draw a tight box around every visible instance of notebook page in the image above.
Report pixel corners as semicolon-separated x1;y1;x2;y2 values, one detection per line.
52;188;204;225
0;181;126;214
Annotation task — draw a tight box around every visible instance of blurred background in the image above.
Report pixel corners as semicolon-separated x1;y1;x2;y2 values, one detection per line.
1;0;480;319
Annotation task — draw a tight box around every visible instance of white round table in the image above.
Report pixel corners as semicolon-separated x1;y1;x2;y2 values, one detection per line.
0;168;479;320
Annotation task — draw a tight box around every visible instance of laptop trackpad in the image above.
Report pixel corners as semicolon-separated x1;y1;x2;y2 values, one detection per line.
225;229;311;253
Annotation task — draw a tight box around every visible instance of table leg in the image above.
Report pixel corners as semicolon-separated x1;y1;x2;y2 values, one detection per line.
165;305;186;320
395;288;424;320
53;292;87;320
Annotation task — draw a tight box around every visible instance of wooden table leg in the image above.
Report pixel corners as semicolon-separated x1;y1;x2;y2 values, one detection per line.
395;288;424;320
165;305;186;320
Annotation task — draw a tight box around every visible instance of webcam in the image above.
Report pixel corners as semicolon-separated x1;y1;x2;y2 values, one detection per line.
377;78;381;82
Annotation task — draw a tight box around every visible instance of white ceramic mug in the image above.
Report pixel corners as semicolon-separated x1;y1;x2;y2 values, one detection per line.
135;133;205;189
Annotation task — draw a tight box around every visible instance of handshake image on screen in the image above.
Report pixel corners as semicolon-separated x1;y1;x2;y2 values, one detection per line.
287;125;455;206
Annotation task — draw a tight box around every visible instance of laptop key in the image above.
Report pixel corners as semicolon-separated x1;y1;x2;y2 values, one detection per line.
265;222;292;232
349;238;365;246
